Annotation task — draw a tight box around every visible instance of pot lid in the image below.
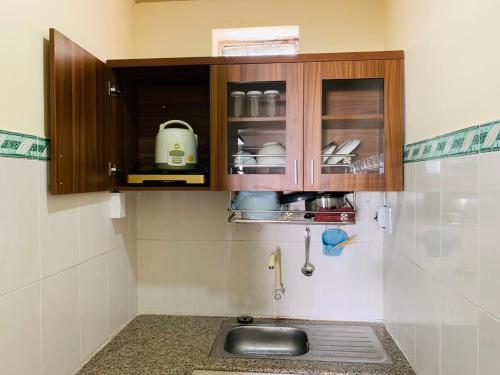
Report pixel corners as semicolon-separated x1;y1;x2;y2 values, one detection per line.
280;192;318;204
230;91;245;97
318;192;349;198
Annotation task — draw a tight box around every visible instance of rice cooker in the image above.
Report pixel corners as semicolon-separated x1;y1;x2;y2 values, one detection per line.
155;120;198;171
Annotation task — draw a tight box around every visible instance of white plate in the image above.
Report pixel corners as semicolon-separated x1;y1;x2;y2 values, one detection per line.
321;141;337;164
327;139;361;165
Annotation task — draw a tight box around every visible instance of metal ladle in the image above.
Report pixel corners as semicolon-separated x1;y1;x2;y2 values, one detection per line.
302;226;315;276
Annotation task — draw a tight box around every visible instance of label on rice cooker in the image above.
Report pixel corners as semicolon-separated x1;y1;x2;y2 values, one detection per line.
168;143;186;166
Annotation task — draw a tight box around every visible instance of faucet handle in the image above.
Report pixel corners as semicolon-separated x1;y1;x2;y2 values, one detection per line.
268;252;276;269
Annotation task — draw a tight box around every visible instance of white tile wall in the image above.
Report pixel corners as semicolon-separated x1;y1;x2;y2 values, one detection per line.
383;244;400;339
415;160;441;276
384;153;500;375
78;193;110;262
0;284;41;375
415;267;440;375
478;312;500;374
136;191;385;321
397;254;416;367
138;240;230;315
79;254;109;361
440;284;477;375
227;241;275;317
478;151;500;318
440;155;478;302
109;245;135;334
41;268;80;375
39;164;79;278
0;157;138;375
0;158;40;296
136;191;231;241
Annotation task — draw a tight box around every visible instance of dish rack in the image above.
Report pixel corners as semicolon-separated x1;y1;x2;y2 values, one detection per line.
230;146;286;172
230;150;383;174
228;192;356;225
321;153;384;173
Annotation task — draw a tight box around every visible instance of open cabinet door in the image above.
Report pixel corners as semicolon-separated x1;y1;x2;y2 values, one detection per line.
49;29;120;194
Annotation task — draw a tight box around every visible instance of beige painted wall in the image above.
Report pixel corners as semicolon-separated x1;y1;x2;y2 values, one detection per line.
131;0;386;57
0;0;135;137
6;0;494;143
385;0;500;143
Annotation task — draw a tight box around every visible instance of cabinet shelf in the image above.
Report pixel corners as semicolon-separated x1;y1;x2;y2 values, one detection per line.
228;116;286;123
228;216;354;225
228;208;356;225
322;114;383;121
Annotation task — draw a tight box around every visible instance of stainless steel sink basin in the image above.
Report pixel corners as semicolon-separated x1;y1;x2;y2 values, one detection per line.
210;322;390;364
223;326;309;357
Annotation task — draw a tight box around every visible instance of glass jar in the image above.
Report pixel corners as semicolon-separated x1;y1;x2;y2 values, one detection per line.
246;91;262;117
264;90;280;117
230;91;245;117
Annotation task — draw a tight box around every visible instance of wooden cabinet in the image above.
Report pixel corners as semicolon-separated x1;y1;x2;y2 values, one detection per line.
49;29;213;194
212;59;403;192
303;60;404;191
49;28;403;195
211;63;304;191
49;29;119;194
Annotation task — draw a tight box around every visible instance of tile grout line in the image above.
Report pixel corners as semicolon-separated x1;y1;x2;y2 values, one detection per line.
0;250;116;301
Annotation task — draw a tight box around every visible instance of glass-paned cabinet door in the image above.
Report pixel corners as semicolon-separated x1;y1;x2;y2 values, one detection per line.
304;60;403;191
227;81;287;175
321;79;384;173
214;64;304;191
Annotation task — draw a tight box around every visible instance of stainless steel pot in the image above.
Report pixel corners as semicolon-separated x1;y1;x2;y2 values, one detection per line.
313;193;347;209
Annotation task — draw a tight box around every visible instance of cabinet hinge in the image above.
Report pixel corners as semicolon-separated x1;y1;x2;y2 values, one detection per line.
108;162;121;177
108;81;122;97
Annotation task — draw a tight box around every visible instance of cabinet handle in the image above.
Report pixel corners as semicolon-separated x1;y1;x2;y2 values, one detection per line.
294;160;298;185
310;159;314;185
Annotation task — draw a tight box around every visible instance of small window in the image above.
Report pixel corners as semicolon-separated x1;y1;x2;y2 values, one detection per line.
212;26;299;57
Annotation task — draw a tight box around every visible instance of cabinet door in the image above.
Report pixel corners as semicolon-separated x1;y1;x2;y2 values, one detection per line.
304;60;403;191
49;29;120;194
212;63;303;191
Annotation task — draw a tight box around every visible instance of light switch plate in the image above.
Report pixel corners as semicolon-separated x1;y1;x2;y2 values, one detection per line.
377;206;392;233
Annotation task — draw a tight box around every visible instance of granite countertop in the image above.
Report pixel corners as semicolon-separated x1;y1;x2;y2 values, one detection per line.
78;315;415;375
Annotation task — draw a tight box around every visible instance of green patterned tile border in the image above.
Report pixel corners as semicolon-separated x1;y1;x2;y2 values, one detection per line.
2;120;499;164
404;120;500;163
0;129;49;160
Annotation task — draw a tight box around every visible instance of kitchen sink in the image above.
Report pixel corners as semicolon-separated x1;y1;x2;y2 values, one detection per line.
223;325;309;357
210;321;390;364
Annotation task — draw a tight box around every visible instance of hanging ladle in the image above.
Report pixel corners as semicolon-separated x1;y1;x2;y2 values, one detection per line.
302;226;315;276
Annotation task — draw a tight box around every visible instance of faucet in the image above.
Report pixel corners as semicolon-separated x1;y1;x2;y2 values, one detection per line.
268;248;285;300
